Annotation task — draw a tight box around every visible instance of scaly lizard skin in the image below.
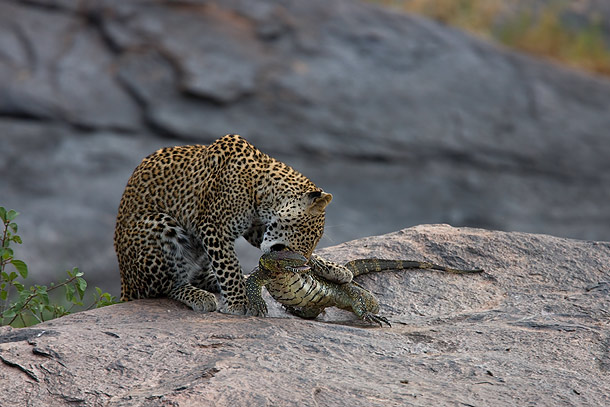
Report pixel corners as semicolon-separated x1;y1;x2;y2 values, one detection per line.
246;251;483;327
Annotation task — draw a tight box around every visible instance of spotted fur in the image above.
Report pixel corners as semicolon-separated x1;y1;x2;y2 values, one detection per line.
114;134;339;314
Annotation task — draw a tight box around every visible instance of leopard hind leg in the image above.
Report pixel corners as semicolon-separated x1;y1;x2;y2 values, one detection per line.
119;213;218;312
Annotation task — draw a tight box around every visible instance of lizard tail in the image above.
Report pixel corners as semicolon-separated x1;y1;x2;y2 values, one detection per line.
343;259;484;277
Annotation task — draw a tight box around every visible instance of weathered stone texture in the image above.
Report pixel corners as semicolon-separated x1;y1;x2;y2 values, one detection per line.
1;225;609;406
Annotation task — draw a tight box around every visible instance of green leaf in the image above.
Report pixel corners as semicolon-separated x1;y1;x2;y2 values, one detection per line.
36;302;47;316
8;271;17;282
0;290;7;301
94;289;118;308
65;284;75;302
20;289;31;300
106;294;118;306
2;247;13;258
76;277;87;292
9;223;17;233
76;278;87;297
41;291;50;306
0;207;6;222
2;309;16;319
11;235;22;245
54;305;69;318
6;210;18;222
11;260;28;279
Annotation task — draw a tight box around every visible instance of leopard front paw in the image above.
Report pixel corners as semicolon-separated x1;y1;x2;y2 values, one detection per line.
220;301;248;315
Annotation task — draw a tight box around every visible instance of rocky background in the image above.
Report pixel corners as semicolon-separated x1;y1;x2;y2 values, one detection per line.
1;0;610;296
1;225;609;406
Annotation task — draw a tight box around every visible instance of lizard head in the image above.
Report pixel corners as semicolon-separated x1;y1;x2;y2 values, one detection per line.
259;250;311;274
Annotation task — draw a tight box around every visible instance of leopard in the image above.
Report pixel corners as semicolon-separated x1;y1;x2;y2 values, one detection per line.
114;134;352;314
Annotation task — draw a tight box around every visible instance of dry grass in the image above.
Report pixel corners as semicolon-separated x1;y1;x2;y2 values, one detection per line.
372;0;610;76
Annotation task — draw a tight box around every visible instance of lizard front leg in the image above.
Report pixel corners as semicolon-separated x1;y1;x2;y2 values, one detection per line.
245;268;270;317
308;254;353;284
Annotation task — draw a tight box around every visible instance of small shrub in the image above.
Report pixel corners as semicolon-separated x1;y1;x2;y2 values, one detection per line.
1;206;118;327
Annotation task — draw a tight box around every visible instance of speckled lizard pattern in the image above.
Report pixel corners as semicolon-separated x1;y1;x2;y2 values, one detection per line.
246;251;483;326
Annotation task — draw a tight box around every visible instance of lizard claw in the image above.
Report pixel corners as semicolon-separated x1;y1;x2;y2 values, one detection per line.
362;312;391;327
246;298;268;317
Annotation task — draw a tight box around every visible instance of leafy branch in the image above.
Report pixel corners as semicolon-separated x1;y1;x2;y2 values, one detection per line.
1;206;118;327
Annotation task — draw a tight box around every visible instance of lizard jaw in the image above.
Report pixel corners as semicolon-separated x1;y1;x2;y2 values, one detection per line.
287;265;311;273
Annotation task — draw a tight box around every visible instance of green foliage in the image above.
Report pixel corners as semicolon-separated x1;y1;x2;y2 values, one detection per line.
1;206;118;327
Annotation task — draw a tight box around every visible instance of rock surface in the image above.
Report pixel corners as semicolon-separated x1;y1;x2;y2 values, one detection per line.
1;225;609;406
1;0;610;295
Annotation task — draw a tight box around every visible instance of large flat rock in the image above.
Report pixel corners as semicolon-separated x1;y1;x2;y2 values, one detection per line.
1;225;608;406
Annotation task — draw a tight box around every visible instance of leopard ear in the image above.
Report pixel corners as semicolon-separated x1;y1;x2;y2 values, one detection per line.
304;191;333;216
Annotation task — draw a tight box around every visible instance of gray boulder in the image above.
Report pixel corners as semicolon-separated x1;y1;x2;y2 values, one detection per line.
0;0;609;294
1;225;608;406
